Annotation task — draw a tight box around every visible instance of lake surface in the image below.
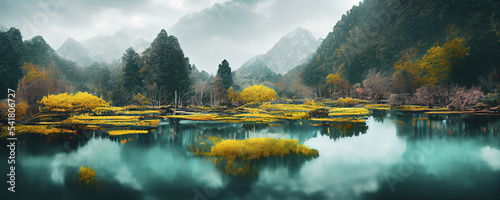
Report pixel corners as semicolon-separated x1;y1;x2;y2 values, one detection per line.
2;112;500;200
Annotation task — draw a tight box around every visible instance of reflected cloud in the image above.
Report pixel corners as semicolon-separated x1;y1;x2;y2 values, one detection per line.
40;137;225;197
10;115;500;199
50;137;122;185
480;146;500;171
255;117;406;199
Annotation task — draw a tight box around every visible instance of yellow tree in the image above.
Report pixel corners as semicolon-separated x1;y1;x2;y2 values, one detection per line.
227;87;240;103
73;92;108;110
326;74;349;98
238;85;278;104
394;34;469;92
131;93;151;107
17;63;66;114
40;92;108;112
39;93;74;111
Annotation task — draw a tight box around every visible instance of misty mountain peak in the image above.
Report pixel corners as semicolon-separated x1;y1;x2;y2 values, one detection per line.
58;37;86;52
81;29;150;65
30;35;49;44
258;27;321;75
56;37;92;66
284;26;315;39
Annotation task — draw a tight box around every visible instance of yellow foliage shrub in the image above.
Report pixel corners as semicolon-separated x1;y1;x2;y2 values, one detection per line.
239;85;278;104
208;138;318;161
58;114;158;127
131;93;151;106
0;100;29;121
335;98;369;106
227;87;241;103
92;106;124;115
15;125;74;135
328;107;369;116
78;166;98;188
40;92;108;111
259;102;327;111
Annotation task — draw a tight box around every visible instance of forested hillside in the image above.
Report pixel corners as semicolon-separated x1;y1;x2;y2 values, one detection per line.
0;26;226;112
300;0;500;96
1;0;500;110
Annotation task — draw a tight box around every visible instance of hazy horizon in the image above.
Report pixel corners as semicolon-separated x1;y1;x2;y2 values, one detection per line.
0;0;360;73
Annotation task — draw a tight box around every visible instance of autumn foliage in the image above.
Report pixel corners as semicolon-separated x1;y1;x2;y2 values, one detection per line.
326;73;350;98
0;100;29;122
130;93;151;107
227;87;240;103
208;137;319;161
40;92;108;112
78;166;98;190
393;34;470;92
17;63;67;114
238;85;278;104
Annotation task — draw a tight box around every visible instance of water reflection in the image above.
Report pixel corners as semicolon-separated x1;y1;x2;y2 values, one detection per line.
253;117;405;199
1;113;499;199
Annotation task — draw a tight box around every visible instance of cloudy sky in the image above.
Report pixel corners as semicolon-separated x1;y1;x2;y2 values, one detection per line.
0;0;360;73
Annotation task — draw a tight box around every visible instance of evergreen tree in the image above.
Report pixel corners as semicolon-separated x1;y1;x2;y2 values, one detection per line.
216;59;233;91
121;47;143;92
0;28;23;99
142;29;191;104
83;62;112;100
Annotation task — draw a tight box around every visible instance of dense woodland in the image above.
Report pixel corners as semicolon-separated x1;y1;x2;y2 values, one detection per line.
299;0;500;100
1;0;500;118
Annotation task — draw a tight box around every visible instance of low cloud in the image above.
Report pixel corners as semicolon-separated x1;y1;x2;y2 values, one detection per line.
0;0;359;73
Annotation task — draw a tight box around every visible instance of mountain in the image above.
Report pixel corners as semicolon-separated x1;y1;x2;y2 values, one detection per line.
234;56;282;90
300;0;500;89
233;27;320;90
260;27;321;75
56;37;92;66
22;35;83;83
81;28;150;64
56;28;151;66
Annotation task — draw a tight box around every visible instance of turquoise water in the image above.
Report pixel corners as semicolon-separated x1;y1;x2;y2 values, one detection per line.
1;112;499;199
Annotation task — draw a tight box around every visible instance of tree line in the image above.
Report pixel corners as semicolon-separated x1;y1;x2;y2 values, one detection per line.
0;28;238;116
294;0;500;108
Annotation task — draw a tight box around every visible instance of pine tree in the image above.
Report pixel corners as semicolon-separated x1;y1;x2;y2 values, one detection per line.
0;28;23;99
142;29;191;104
216;59;233;91
121;47;142;92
